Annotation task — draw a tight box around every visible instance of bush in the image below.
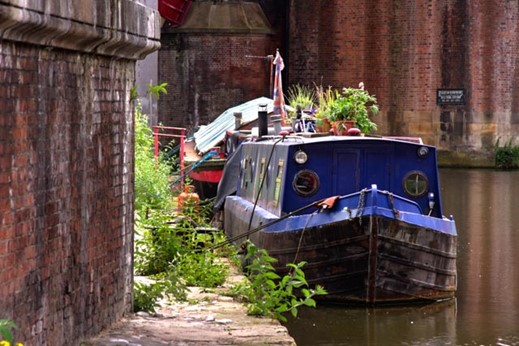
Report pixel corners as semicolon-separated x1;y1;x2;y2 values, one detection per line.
134;102;173;214
495;138;519;169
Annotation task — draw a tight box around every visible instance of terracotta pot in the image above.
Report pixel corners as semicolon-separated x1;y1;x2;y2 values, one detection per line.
331;120;356;136
316;118;332;133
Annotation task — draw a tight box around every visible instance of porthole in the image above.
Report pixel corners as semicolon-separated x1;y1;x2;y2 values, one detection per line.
292;170;320;196
403;171;429;197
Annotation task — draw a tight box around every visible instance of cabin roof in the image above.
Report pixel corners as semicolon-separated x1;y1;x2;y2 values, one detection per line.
194;97;274;154
250;135;430;148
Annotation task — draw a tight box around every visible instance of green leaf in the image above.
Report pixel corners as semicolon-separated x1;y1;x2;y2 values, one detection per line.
275;303;288;313
315;285;328;295
304;298;316;308
290;307;298;318
130;84;139;102
263;272;281;280
0;320;17;344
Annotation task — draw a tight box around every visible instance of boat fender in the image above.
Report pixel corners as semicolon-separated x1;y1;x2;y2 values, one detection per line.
317;196;340;210
347;127;361;136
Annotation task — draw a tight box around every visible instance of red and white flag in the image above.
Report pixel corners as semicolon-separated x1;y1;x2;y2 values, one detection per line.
272;50;287;124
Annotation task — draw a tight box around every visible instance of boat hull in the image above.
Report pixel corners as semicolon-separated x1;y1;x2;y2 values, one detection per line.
189;168;222;199
224;188;457;304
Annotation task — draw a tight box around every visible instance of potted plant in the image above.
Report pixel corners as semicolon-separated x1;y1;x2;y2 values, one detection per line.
286;84;316;131
314;85;337;133
327;85;379;135
286;84;315;117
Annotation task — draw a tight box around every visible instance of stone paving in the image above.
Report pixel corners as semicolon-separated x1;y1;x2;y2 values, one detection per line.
83;268;296;346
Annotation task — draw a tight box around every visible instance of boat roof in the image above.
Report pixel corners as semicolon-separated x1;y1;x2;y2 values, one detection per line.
249;134;429;148
194;97;275;154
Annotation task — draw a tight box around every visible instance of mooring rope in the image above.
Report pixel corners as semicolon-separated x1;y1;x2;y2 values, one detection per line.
210;198;327;250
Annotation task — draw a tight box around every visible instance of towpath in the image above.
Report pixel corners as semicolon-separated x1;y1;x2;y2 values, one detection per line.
83;265;296;345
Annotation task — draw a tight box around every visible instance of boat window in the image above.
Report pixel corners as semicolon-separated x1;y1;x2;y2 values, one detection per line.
273;160;284;206
292;170;320;196
255;157;266;197
241;156;253;190
403;171;429;197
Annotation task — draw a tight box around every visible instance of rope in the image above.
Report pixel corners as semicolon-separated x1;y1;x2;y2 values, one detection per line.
292;210;317;264
387;193;400;218
210;197;327;250
170;150;218;187
356;188;367;224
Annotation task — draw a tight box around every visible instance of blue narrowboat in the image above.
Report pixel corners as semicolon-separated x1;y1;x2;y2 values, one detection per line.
215;134;457;304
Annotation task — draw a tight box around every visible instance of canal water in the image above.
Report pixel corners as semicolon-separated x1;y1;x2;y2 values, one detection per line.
284;168;519;345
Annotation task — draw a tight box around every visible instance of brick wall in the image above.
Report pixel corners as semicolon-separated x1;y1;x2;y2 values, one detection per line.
160;0;518;159
287;0;519;155
0;42;135;345
158;2;275;132
0;1;159;345
159;33;273;130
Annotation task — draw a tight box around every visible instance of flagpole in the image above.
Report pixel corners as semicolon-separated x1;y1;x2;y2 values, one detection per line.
272;49;287;125
269;54;274;97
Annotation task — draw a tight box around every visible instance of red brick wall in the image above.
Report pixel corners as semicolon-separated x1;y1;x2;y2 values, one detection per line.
287;0;519;153
0;42;135;345
159;0;518;157
158;33;274;131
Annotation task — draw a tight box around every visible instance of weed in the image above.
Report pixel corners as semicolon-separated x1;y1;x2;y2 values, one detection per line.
173;251;228;288
495;137;519;169
0;320;21;345
231;242;327;322
133;88;229;309
134;103;173;214
133;281;165;313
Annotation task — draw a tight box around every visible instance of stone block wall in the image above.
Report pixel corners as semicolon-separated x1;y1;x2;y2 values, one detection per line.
0;1;159;345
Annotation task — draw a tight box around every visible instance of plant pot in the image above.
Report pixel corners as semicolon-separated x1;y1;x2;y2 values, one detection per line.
316;118;332;133
331;120;356;136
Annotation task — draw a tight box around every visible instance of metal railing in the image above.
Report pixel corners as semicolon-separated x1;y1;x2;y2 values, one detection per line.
152;125;186;177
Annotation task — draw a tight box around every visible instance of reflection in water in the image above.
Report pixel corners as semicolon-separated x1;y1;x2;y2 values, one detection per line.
441;169;519;344
284;300;457;345
284;169;519;345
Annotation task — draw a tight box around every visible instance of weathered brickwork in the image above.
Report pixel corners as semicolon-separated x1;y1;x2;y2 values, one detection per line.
0;1;159;344
160;0;518;157
0;41;136;345
159;33;273;130
287;0;519;153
